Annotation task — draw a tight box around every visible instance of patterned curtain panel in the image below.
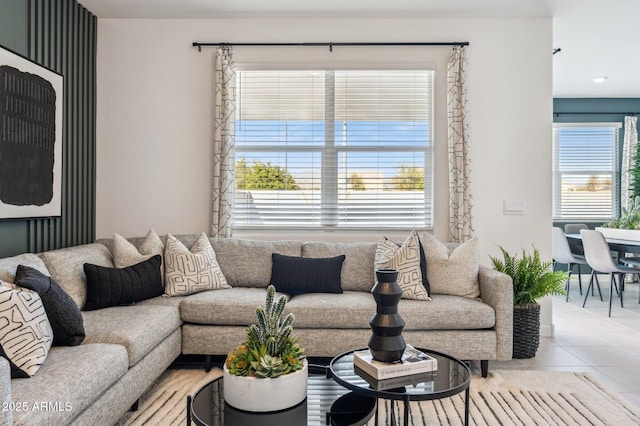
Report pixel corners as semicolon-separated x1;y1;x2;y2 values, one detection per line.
621;115;638;209
447;46;474;242
211;46;236;238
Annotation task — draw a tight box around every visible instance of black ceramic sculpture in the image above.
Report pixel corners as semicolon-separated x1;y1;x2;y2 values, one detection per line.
368;268;406;362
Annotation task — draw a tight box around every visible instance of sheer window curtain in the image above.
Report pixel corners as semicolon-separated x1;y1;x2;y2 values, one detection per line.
447;46;474;242
621;115;638;210
211;46;236;238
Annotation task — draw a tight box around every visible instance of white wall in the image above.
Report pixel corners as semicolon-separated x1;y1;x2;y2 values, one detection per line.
96;17;553;305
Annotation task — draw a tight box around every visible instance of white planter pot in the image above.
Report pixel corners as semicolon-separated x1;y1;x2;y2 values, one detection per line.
595;227;640;242
223;359;308;412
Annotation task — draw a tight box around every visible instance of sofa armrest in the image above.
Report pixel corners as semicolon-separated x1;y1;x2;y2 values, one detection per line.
478;265;513;361
0;356;11;426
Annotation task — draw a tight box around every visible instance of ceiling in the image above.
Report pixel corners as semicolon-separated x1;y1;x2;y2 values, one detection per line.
77;0;640;98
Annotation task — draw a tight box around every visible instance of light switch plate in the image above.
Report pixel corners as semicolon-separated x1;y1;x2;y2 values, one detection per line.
504;200;526;215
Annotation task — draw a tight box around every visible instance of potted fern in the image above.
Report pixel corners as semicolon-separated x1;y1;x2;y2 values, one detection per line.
223;285;307;412
490;247;568;358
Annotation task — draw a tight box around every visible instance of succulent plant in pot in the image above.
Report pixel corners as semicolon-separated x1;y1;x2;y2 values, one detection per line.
223;285;308;412
490;246;568;359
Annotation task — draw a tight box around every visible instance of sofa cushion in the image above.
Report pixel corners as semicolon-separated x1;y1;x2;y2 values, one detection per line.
0;281;53;378
10;343;128;426
113;228;164;269
419;232;480;298
283;291;494;330
83;255;164;310
284;291;376;329
39;243;114;309
81;305;181;366
15;265;85;346
374;230;430;301
0;253;49;283
400;295;495;330
180;287;289;325
164;233;230;296
211;238;302;288
301;241;377;292
269;253;345;295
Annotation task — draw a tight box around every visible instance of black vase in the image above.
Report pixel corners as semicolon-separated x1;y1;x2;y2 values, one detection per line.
368;268;406;362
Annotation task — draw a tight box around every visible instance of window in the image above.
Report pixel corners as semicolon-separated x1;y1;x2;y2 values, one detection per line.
233;70;434;230
552;123;621;220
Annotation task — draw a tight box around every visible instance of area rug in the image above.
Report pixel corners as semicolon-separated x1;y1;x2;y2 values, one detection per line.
116;368;222;426
117;368;640;425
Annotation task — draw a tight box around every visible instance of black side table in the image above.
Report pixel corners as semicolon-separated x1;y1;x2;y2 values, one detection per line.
329;348;471;426
188;364;376;426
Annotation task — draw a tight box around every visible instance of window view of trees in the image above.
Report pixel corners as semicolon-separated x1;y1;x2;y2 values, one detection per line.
236;158;299;190
391;165;425;190
236;159;425;192
348;173;366;191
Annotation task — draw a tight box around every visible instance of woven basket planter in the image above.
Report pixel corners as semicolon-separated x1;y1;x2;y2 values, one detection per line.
513;303;541;359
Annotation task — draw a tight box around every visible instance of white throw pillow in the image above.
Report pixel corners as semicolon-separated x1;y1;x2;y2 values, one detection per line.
164;233;231;296
113;228;164;268
0;281;53;377
374;230;430;301
419;232;480;298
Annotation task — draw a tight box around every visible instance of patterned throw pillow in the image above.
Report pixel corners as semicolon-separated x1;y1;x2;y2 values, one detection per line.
374;230;430;301
164;233;231;296
419;232;480;298
0;281;53;378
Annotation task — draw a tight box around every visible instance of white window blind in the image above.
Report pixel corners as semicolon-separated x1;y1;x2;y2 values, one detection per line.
233;70;434;229
552;123;621;220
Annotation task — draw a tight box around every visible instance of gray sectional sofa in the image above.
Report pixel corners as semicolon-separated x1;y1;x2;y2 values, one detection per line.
0;233;513;425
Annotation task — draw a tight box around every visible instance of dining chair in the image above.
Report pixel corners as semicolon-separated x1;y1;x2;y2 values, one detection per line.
564;223;588;234
580;229;640;316
620;256;640;303
552;227;588;301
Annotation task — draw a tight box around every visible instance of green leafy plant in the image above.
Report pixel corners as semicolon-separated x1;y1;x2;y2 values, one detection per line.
490;246;568;305
602;196;640;229
225;285;305;378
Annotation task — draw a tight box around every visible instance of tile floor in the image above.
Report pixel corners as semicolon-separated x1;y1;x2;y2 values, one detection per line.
489;274;640;408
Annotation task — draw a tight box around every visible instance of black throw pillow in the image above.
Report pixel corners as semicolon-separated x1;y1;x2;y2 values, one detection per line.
15;265;85;346
83;255;163;311
417;239;431;296
269;253;345;295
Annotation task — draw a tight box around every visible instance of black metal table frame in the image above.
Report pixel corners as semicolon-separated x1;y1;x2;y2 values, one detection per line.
187;364;376;426
329;348;471;426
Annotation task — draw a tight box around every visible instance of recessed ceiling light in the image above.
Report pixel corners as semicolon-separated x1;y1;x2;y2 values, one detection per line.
592;76;608;83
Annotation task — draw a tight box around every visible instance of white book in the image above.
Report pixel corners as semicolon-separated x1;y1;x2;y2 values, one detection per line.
353;345;437;380
354;365;437;391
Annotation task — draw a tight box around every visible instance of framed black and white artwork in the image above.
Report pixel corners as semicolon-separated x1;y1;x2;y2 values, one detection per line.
0;45;62;219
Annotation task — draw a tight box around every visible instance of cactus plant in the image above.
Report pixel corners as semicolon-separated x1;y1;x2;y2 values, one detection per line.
225;285;305;378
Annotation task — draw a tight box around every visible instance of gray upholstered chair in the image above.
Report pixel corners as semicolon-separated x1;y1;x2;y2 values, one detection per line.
580;229;640;316
564;223;588;234
552;227;587;301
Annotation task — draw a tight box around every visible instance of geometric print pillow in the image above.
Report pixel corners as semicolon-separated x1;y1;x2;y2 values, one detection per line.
163;233;231;297
374;230;431;301
0;281;53;378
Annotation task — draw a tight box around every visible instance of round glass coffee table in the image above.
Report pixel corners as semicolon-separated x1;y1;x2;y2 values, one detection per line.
188;364;376;426
329;348;471;426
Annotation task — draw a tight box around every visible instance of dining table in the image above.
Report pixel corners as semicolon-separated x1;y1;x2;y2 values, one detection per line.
565;233;640;261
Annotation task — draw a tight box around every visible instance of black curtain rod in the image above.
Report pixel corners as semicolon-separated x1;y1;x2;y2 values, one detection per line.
554;112;639;116
192;41;469;52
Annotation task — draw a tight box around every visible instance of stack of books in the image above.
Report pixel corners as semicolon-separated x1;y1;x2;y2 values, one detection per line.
353;345;438;391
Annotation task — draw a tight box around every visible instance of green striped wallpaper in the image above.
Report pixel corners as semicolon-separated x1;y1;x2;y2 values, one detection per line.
27;0;97;253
